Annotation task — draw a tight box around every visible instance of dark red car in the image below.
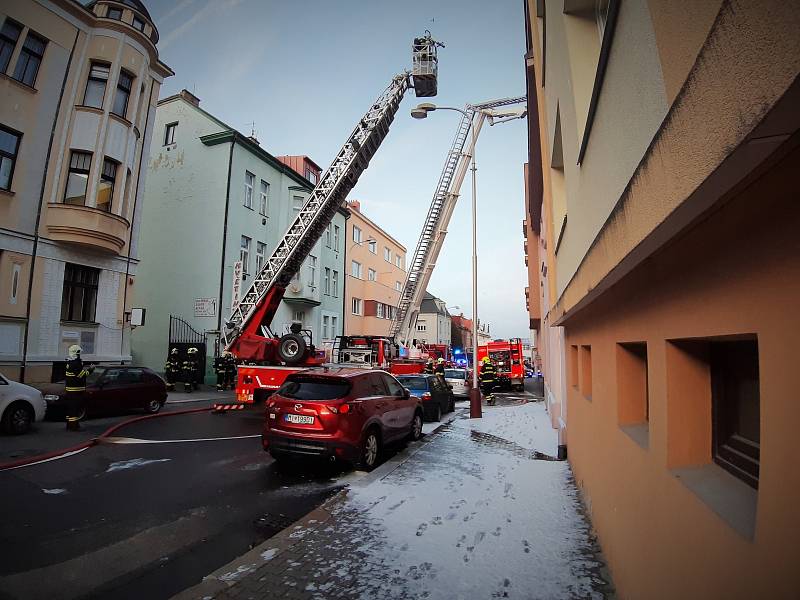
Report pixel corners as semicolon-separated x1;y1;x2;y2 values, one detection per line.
263;368;424;471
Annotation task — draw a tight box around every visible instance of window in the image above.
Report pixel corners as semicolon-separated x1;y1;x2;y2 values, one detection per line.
256;241;266;273
240;235;251;274
13;31;46;87
395;255;402;268
84;62;110;109
384;247;391;262
368;240;376;254
96;158;117;212
368;268;376;281
377;303;384;318
106;7;122;20
617;342;649;448
395;281;402;292
0;20;22;74
383;374;406;397
164;122;177;145
64;151;92;205
417;323;427;332
304;168;318;185
332;270;339;296
292;195;304;213
352;226;361;243
325;224;331;248
0;125;21;191
333;225;340;250
711;340;760;489
61;263;99;322
132;15;146;32
293;310;305;326
244;171;254;208
351;260;362;279
352;297;362;315
259;180;269;215
111;70;133;117
331;316;338;336
323;315;330;339
308;255;317;285
323;267;331;294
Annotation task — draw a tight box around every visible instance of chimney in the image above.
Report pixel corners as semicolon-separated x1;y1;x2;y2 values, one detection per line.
348;200;361;212
180;89;200;107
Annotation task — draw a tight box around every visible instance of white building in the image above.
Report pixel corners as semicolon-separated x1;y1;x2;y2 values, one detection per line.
415;292;451;347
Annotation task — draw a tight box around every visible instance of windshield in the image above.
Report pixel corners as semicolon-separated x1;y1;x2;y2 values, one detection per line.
278;377;351;400
444;369;466;380
397;376;428;391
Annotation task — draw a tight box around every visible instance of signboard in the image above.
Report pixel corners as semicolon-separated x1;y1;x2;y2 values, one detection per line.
231;260;243;311
194;298;217;318
130;307;146;326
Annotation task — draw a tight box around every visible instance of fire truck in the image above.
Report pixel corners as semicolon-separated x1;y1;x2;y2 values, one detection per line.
477;338;525;392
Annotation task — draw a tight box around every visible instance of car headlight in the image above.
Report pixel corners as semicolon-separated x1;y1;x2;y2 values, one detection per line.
44;394;60;403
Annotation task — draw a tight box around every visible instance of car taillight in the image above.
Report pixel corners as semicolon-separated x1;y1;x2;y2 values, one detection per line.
421;393;431;400
328;403;351;414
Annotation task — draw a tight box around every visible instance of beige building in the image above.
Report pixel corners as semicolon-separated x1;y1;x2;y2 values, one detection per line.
343;200;406;337
0;0;171;383
524;0;800;598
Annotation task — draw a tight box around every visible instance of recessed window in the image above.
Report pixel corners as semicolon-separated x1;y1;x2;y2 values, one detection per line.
351;260;362;279
96;157;117;212
395;281;402;292
332;270;339;297
64;151;92;205
333;225;340;251
106;7;122;20
323;315;330;339
384;247;391;262
351;297;362;315
304;168;318;185
112;70;133;118
569;344;578;388
240;235;251;274
84;62;110;109
308;255;317;285
13;31;46;87
0;19;22;74
243;171;254;208
368;268;376;281
61;263;99;322
164;122;177;145
617;342;649;447
368;240;376;254
324;224;331;248
323;267;331;295
580;345;592;399
292;195;304;213
0;125;22;191
259;180;269;215
132;15;146;32
417;323;427;332
352;226;362;243
377;303;385;318
255;241;266;273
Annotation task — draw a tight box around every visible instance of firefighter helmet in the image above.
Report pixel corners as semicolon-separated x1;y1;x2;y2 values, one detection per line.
188;347;198;354
437;358;444;363
68;344;82;359
170;348;178;355
482;356;491;364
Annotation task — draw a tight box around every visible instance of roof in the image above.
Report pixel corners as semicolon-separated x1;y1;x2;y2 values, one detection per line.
419;292;449;317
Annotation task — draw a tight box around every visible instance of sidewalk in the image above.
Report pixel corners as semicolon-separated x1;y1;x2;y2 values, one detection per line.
176;400;615;600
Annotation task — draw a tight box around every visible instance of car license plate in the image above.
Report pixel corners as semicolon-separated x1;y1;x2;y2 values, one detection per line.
285;413;314;424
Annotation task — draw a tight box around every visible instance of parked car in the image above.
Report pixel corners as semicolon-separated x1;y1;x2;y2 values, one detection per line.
443;368;469;398
263;368;424;471
395;374;455;422
39;366;167;419
0;374;47;434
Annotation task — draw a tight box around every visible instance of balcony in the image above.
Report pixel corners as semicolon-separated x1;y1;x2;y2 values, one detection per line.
45;203;129;254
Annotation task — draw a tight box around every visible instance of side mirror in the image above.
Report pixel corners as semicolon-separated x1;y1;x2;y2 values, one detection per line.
402;388;410;399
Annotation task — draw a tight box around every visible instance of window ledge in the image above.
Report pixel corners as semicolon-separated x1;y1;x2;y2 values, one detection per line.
620;423;649;450
74;105;104;115
671;463;757;540
60;321;99;328
0;72;37;94
0;188;16;198
109;112;132;128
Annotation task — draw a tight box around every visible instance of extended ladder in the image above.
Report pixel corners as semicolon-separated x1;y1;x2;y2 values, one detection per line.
389;96;527;345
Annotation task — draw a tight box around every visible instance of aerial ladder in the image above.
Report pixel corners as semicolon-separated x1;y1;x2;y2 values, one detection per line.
219;34;443;406
389;97;527;351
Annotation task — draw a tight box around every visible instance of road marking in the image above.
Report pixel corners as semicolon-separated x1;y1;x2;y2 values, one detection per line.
2;447;90;471
106;458;172;472
99;434;261;445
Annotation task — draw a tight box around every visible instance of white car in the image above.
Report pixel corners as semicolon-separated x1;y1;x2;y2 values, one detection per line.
443;368;469;398
0;374;47;434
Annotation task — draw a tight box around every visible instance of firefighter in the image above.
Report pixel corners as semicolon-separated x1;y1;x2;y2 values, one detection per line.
479;356;497;405
213;352;226;391
424;358;434;374
65;344;93;431
164;348;180;391
434;357;446;376
183;347;199;393
223;351;237;390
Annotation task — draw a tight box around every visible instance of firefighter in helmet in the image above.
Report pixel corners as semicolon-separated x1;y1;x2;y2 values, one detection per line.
434;357;446;376
183;347;199;392
223;351;237;390
65;344;93;431
164;348;180;391
479;356;497;405
424;358;434;374
213;351;226;391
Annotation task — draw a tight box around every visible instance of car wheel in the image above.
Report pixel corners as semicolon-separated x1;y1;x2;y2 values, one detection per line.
145;398;162;414
407;411;423;442
358;428;381;472
2;401;34;435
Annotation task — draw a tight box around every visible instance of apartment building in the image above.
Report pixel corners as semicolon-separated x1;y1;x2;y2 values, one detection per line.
0;0;171;382
130;91;346;379
524;0;800;597
343;200;406;336
415;292;451;347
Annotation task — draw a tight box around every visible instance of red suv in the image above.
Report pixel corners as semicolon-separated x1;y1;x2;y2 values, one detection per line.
262;368;424;470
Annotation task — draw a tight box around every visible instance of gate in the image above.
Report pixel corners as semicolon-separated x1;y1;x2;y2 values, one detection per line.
168;315;207;382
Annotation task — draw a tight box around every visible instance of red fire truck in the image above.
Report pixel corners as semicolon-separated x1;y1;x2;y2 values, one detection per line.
477;338;525;392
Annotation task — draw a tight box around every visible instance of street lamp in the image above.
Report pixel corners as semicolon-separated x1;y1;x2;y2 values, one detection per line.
411;103;482;418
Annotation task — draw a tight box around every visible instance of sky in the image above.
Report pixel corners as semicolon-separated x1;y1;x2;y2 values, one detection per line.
147;0;530;340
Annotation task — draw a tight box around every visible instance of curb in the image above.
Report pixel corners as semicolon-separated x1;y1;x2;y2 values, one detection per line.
0;406;210;472
171;407;464;600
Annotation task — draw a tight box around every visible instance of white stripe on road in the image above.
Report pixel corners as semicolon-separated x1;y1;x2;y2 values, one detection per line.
2;447;90;471
99;434;261;445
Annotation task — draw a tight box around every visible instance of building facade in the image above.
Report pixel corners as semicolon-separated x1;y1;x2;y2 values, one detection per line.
524;0;800;597
131;90;346;379
343;200;406;337
0;0;171;383
415;292;451;347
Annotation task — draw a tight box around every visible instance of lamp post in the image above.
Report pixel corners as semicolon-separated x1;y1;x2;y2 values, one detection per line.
411;104;482;418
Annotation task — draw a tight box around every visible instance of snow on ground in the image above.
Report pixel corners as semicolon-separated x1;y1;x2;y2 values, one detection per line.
467;400;559;457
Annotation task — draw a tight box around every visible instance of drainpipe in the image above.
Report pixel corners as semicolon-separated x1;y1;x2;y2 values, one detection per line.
20;30;79;383
341;211;350;335
216;137;236;334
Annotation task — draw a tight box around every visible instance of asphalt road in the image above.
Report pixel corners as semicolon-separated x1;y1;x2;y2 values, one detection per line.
0;403;354;600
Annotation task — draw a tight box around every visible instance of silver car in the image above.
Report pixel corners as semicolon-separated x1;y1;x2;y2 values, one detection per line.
0;374;47;434
443;368;469;398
